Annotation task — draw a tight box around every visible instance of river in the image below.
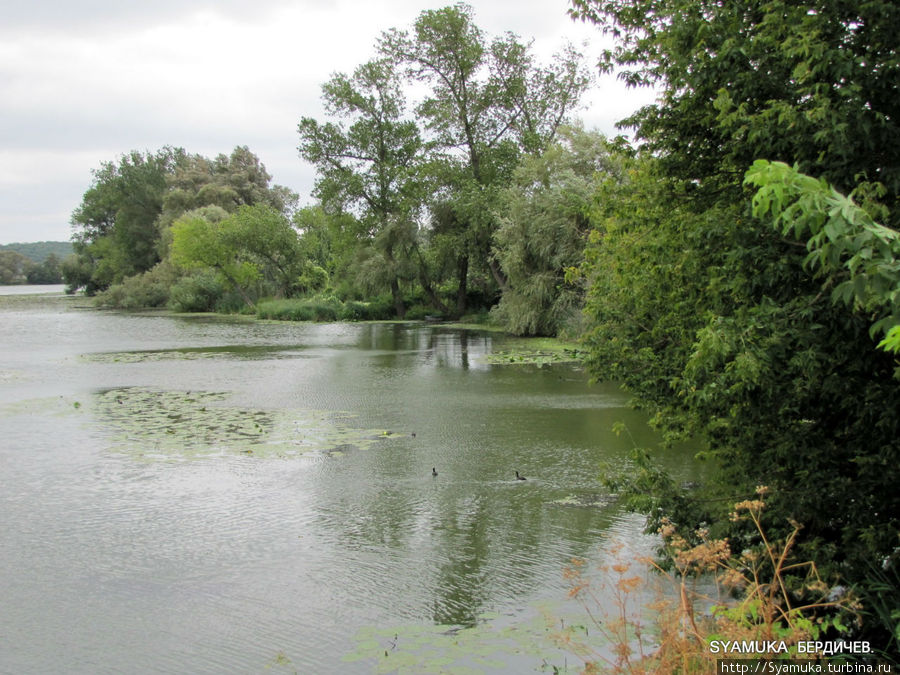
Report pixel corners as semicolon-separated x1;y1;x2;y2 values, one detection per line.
0;289;698;674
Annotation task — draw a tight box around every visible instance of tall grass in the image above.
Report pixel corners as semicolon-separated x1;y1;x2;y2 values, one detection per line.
255;295;394;322
554;489;858;673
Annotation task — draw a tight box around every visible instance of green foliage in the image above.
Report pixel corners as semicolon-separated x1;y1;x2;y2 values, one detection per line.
581;154;713;428
0;241;73;264
170;204;303;307
583;153;900;632
293;206;364;292
167;269;224;313
299;58;424;317
492;126;619;336
296;261;329;295
256;295;394;322
159;145;297;236
257;296;340;322
377;3;591;316
60;252;95;294
569;0;900;222
0;250;34;284
69;148;184;293
573;0;900;648
25;254;64;284
0;246;66;285
880;326;900;355
94;261;180;310
69;145;295;296
745;160;900;347
0;247;64;286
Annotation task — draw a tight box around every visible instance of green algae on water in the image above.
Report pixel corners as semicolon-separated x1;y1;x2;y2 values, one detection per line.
92;387;400;460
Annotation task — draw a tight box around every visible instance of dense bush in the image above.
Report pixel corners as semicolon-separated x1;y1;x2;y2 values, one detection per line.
573;0;900;648
256;296;339;322
256;294;396;322
94;262;179;309
168;270;224;312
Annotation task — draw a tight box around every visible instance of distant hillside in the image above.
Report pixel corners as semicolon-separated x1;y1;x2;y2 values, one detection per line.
0;241;73;263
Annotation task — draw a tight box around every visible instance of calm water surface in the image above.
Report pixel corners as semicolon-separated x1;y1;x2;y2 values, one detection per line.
0;294;699;674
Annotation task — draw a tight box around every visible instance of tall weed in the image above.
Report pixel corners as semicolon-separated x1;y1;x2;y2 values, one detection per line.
554;489;857;673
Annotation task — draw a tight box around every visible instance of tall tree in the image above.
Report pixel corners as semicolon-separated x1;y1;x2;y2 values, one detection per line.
571;0;900;645
570;0;900;220
68;147;184;293
0;250;33;284
299;59;424;317
492;126;619;336
161;146;296;227
380;3;590;314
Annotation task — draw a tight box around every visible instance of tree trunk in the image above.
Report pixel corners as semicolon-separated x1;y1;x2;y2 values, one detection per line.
413;243;448;315
455;254;469;317
384;243;405;319
488;258;508;293
391;277;406;319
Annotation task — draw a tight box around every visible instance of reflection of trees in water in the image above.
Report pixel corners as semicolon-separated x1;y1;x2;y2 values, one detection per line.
338;323;494;371
426;490;609;627
429;494;492;626
420;328;493;371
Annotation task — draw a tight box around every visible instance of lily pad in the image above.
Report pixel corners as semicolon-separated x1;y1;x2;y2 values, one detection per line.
81;344;311;364
91;386;400;460
549;494;610;509
480;338;584;367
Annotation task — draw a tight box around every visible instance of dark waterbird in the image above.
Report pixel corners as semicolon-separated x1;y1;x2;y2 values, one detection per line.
515;471;526;481
432;467;438;477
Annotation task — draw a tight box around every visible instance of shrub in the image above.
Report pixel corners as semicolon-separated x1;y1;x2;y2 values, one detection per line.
365;294;396;320
168;270;224;312
295;262;329;295
306;296;340;321
215;289;252;314
403;304;433;321
257;296;341;322
340;300;371;321
554;490;858;673
94;262;178;309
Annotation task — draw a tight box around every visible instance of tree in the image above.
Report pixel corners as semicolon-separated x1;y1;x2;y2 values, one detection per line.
293;205;366;294
68;147;185;293
569;0;900;222
746;160;900;349
299;59;424;317
226;204;304;298
0;250;33;284
492;126;619;336
25;253;63;284
170;204;303;307
160;146;297;229
380;3;590;315
571;0;900;644
157;146;298;260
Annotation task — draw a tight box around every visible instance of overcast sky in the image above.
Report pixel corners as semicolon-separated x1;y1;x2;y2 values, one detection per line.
0;0;656;244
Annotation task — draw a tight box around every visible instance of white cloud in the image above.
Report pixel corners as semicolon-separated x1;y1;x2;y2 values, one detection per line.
0;0;655;244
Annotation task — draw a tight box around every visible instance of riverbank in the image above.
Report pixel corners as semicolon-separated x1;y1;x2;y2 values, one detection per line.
23;288;586;366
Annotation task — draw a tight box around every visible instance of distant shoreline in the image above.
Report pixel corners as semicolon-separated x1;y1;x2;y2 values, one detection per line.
0;283;68;296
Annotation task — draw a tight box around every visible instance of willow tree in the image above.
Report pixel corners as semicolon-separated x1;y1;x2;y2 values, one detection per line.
157;146;298;258
298;59;423;317
492;126;619;336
